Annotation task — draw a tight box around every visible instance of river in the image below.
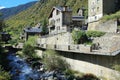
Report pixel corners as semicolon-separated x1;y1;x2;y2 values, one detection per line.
7;51;67;80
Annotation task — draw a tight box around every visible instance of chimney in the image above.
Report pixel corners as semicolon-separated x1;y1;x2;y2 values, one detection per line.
63;6;68;11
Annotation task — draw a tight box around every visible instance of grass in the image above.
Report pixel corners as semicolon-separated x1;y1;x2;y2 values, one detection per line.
84;41;93;45
101;11;120;22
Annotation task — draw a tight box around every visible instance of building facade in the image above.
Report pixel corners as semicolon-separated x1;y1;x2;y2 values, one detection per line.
48;6;72;34
88;0;117;23
48;6;86;34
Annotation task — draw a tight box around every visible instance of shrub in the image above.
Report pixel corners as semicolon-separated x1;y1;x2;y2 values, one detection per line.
101;11;120;22
22;44;37;58
72;30;88;44
81;73;99;80
86;31;105;38
43;50;69;71
112;64;120;72
0;66;11;80
25;36;37;46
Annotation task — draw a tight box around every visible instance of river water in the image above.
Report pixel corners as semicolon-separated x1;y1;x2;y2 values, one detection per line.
7;53;41;80
7;52;67;80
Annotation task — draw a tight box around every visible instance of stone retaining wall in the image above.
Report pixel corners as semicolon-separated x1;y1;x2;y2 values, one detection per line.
88;20;117;33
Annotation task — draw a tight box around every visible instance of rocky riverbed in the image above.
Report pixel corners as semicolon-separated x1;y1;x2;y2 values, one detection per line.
7;52;67;80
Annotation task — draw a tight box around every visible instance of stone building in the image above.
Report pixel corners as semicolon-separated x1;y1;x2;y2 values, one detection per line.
48;6;72;34
88;0;118;23
23;27;42;41
48;6;85;34
88;0;119;33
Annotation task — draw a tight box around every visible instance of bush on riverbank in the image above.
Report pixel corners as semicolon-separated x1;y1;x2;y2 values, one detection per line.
0;66;11;80
43;50;69;71
22;44;38;58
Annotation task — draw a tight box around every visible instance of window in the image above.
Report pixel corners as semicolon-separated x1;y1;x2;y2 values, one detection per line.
56;10;60;15
57;26;60;30
97;7;99;11
56;18;60;23
97;0;99;4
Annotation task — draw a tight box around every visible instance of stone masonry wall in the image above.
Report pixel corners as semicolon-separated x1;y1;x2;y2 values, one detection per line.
88;20;117;33
59;52;120;80
40;32;72;45
37;32;120;80
93;33;120;53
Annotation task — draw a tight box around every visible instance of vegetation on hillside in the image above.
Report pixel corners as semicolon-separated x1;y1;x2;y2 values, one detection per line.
0;1;37;19
5;0;88;38
0;15;11;80
86;31;106;38
101;11;120;22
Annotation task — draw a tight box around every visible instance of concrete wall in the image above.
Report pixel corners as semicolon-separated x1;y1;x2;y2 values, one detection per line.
88;20;117;33
59;52;120;80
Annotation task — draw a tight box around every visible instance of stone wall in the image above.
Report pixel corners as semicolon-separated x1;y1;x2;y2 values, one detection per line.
36;49;120;80
37;32;92;53
88;20;117;33
37;32;120;80
93;33;120;53
59;52;120;80
39;32;72;45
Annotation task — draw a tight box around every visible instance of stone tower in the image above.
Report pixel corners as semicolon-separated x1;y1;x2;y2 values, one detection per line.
88;0;117;23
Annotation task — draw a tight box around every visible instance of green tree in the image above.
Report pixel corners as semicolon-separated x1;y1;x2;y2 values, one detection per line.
42;19;48;35
22;44;37;58
0;14;4;53
72;30;87;44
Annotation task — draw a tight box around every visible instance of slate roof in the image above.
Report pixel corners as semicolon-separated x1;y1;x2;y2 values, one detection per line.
24;27;42;33
48;6;72;18
72;16;85;21
54;6;72;12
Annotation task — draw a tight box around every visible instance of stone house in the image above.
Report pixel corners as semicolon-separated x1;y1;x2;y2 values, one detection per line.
88;0;118;23
88;0;119;32
48;6;85;34
48;6;72;34
72;8;87;30
22;26;42;41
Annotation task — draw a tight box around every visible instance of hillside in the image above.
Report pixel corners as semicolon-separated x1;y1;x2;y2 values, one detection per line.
0;1;37;19
5;0;88;37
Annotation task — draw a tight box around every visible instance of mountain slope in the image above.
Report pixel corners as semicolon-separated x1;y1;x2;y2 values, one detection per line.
5;0;88;37
0;1;37;19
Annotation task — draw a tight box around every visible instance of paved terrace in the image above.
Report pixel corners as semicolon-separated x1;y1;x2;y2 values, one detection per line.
37;43;120;56
37;33;120;56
